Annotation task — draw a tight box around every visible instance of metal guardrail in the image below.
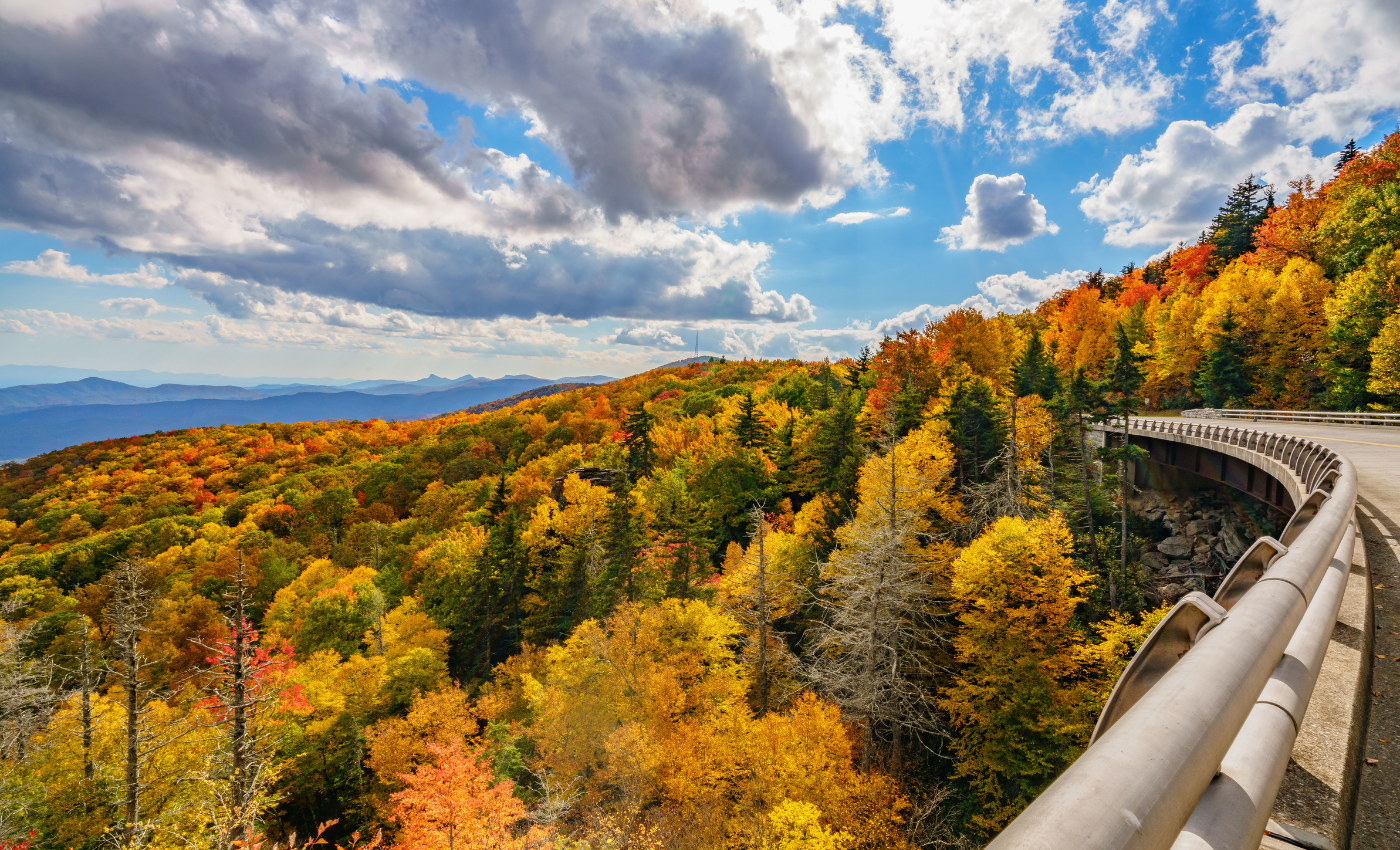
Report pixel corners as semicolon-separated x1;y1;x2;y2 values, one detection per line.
1185;407;1400;426
990;417;1358;850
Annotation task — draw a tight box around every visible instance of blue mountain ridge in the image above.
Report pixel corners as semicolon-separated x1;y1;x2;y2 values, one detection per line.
0;375;613;462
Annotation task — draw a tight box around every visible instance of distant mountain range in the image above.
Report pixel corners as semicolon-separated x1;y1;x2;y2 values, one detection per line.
0;364;367;389
0;371;613;462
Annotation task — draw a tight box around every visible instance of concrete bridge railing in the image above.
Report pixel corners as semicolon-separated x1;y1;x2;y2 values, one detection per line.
1184;408;1400;428
989;417;1359;850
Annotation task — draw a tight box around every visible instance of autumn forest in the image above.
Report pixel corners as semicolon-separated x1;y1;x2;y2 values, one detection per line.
1;133;1397;850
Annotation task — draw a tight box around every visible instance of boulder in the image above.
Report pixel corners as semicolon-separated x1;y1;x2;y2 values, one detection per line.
1159;583;1188;604
1143;551;1170;573
1158;536;1192;558
1220;524;1252;558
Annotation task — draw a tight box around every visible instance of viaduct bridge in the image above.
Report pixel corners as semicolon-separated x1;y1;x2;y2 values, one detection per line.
990;413;1400;850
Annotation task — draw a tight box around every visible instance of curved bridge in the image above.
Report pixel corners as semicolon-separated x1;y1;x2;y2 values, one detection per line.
990;416;1400;850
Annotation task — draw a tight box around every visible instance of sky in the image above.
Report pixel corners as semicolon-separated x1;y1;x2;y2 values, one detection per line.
0;0;1396;383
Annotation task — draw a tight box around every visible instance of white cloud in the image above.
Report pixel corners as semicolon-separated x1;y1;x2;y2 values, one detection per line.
1218;0;1400;142
1078;103;1331;246
2;250;169;288
0;309;206;343
877;0;1076;130
828;211;884;226
826;206;912;226
100;296;187;316
1096;0;1158;54
874;268;1086;334
1019;69;1174;141
0;318;35;334
939;174;1058;251
600;323;691;350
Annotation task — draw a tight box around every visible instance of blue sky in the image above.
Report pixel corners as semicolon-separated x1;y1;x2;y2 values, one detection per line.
0;0;1395;382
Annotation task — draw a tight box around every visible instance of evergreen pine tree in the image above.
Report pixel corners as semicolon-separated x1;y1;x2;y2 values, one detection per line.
813;393;862;504
1208;174;1271;264
623;406;655;478
854;345;873;383
732;391;770;448
1014;331;1059;400
772;415;797;495
893;377;926;436
945;378;1007;489
1195;310;1253;408
486;473;508;515
1067;368;1105;568
597;476;645;610
1103;323;1146;613
1336;139;1360;175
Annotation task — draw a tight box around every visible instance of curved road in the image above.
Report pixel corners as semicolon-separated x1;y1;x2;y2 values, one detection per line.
1170;418;1400;849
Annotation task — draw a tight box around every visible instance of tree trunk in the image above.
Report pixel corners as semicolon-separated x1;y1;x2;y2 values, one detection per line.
80;616;94;783
123;631;139;849
1119;415;1132;611
1076;413;1099;566
1009;396;1019;512
230;563;250;850
756;517;769;717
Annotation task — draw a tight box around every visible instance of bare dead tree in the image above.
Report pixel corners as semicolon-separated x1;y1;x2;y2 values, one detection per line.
191;553;293;850
807;424;951;774
101;556;193;849
0;601;56;839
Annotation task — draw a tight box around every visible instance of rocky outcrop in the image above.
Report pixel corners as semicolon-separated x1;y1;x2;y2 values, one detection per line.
1134;487;1283;607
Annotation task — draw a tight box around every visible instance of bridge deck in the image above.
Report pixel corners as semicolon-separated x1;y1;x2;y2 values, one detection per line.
1164;419;1400;849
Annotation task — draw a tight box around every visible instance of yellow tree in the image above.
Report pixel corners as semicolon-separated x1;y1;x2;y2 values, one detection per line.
941;514;1096;836
808;419;961;772
524;599;748;825
1368;309;1400;405
718;508;807;715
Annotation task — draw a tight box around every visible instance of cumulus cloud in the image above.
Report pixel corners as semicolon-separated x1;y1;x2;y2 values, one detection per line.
1077;0;1400;247
100;297;187;316
874;268;1086;334
877;0;1075;130
2;250;168;288
0;0;848;329
1215;0;1400;142
600;324;692;350
1018;69;1173;141
1078;103;1330;246
939;174;1058;251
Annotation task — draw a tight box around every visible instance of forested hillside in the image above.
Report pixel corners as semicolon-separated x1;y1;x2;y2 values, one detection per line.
0;133;1395;850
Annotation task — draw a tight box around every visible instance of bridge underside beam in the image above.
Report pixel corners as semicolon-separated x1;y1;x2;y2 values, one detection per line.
1110;432;1297;515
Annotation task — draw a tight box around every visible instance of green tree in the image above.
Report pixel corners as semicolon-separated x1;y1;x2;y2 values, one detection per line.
1336;139;1360;175
1102;323;1146;612
1195;310;1253;408
1066;368;1104;568
893;377;927;437
599;476;646;608
732;392;771;449
1208;174;1271;265
623;406;656;478
943;377;1006;490
1014;331;1060;401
